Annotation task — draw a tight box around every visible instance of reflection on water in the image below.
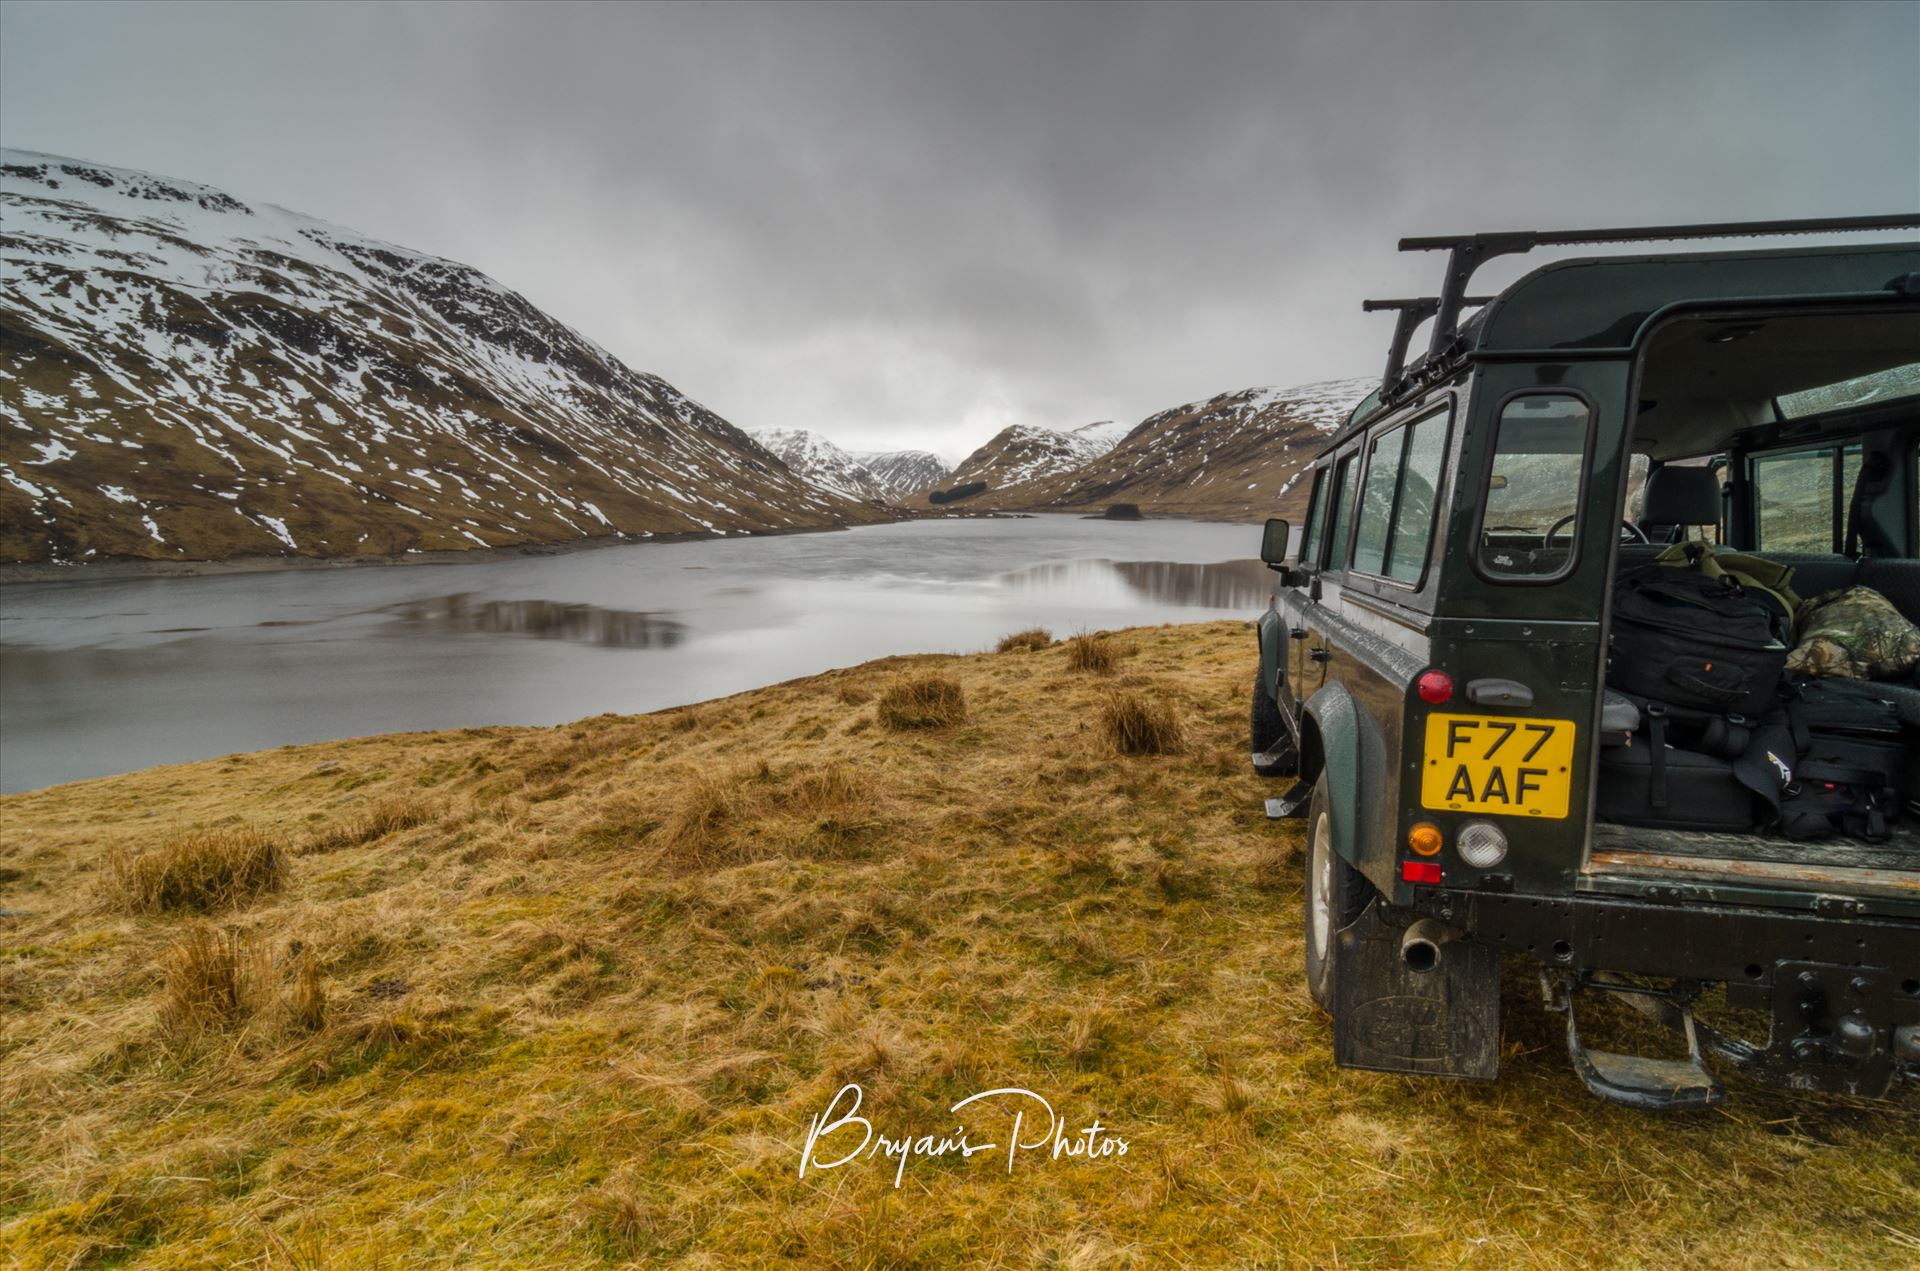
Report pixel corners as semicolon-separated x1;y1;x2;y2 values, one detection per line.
382;594;686;648
997;558;1275;609
0;516;1274;792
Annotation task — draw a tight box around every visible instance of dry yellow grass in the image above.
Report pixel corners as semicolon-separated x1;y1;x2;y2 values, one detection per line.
1067;630;1120;673
0;620;1915;1269
1099;690;1185;755
301;797;432;855
875;674;967;729
157;925;274;1039
109;825;283;913
995;627;1053;653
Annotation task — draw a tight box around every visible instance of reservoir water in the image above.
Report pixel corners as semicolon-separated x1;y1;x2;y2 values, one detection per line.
0;515;1276;792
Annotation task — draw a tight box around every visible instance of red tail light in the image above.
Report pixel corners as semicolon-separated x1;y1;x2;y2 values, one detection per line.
1401;860;1443;885
1415;669;1453;705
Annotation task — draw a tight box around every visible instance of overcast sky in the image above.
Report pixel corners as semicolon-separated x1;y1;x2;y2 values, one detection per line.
3;1;1916;461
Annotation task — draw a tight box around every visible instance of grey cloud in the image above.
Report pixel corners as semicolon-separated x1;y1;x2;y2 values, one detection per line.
3;0;1915;458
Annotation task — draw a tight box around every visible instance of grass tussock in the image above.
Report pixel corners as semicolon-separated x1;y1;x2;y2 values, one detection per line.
157;927;328;1043
1066;631;1119;673
2;620;1916;1270
655;766;754;865
995;627;1053;653
1099;690;1185;755
875;675;967;730
157;925;273;1038
287;952;328;1033
302;796;432;854
110;825;282;913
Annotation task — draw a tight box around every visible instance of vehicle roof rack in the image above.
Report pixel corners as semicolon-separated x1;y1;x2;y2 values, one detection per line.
1400;213;1920;359
1362;296;1494;397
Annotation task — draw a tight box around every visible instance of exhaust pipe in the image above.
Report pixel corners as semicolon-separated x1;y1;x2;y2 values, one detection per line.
1400;918;1460;974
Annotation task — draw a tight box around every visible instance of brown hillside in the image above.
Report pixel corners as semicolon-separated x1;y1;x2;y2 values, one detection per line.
1001;379;1373;522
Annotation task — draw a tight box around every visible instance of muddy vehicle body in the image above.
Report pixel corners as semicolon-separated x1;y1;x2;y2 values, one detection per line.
1252;217;1920;1107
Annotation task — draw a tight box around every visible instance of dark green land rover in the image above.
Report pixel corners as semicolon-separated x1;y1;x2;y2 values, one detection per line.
1252;217;1920;1108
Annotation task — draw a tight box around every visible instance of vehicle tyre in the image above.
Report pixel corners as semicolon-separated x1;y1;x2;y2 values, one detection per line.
1304;774;1375;1013
1251;675;1296;776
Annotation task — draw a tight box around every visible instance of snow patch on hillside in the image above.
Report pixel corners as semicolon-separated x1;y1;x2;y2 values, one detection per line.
0;148;874;562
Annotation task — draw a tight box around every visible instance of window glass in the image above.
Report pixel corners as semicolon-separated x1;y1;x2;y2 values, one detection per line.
1752;443;1865;553
1351;426;1406;575
1753;447;1837;553
1387;414;1447;582
1298;467;1326;565
1777;362;1920;419
1323;454;1358;570
1477;395;1594;579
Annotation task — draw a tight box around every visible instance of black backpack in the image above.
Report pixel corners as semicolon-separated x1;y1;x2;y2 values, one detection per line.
1776;676;1905;842
1607;564;1789;716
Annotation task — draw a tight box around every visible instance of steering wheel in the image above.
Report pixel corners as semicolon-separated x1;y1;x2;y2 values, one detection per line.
1545;514;1649;547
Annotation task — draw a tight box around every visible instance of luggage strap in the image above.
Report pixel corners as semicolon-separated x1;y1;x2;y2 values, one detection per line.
1645;706;1668;809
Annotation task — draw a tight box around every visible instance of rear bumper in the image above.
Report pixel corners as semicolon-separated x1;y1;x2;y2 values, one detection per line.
1413;888;1920;1096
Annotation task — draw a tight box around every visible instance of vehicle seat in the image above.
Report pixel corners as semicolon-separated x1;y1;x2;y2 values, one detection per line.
1636;465;1722;545
1855;558;1920;625
1761;552;1858;600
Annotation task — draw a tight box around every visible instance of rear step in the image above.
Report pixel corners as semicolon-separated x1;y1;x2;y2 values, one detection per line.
1544;973;1726;1111
1264;779;1311;820
1251;743;1295;779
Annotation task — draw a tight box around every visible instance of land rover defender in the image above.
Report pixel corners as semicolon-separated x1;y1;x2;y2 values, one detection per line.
1252;216;1920;1108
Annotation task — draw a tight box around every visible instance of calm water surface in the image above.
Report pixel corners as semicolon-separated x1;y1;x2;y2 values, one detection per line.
0;515;1275;792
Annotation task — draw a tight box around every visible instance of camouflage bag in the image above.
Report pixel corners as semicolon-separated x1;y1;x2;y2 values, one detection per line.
1785;585;1920;680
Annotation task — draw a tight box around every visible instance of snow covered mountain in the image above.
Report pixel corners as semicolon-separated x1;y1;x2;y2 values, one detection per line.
1070;420;1135;455
930;424;1109;502
749;428;893;502
995;378;1376;519
851;448;949;498
0;149;886;565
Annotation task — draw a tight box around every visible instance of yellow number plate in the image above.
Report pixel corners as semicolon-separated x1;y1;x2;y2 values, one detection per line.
1420;713;1576;819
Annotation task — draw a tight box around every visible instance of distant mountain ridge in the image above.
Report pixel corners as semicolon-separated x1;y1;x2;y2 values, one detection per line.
1070;419;1135;454
920;379;1372;519
935;424;1110;499
0;148;886;564
750;428;891;502
851;448;949;497
1012;378;1374;519
751;429;952;501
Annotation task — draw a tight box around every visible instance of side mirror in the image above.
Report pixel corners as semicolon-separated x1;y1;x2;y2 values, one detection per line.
1260;518;1291;569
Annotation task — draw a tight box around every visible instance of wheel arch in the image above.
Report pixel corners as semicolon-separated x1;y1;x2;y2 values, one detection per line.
1301;682;1362;869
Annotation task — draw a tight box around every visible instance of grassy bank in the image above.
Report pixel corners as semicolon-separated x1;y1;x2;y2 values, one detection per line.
1;621;1915;1268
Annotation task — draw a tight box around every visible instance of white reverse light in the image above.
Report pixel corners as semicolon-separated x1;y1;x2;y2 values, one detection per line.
1457;820;1509;869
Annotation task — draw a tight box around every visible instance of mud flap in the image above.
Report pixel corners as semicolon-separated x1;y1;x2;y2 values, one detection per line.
1332;900;1500;1079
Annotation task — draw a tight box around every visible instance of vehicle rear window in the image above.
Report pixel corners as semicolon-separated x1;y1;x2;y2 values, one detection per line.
1476;394;1594;580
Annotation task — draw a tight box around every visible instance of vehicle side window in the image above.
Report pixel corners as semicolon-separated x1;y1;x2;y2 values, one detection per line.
1323;453;1358;570
1475;394;1594;581
1351;426;1407;575
1297;467;1327;566
1346;408;1451;585
1752;442;1863;553
1387;412;1447;582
